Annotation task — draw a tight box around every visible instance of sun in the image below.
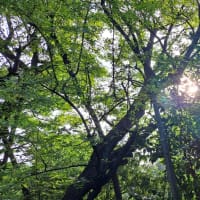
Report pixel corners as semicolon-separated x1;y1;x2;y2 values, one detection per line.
178;77;198;98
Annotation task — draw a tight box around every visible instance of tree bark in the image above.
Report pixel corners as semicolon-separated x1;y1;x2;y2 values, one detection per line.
153;98;180;200
112;173;122;200
62;87;148;200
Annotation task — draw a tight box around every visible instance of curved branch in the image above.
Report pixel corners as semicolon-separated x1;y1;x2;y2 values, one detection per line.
41;84;91;136
85;104;104;138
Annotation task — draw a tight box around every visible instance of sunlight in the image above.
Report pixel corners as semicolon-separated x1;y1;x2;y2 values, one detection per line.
178;77;198;98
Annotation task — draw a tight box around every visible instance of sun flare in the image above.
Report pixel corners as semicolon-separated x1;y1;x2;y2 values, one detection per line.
178;77;198;98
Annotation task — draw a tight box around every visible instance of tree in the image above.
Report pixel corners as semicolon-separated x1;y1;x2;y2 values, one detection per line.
0;0;200;199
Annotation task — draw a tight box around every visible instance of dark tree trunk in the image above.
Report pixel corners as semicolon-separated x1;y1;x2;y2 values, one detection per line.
112;173;122;200
62;87;148;200
153;99;180;200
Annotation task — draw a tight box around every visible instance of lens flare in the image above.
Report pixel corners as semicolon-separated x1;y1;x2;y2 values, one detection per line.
178;77;198;98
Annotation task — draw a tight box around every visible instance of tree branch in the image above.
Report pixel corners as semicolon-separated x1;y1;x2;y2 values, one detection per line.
30;164;87;176
41;84;91;136
101;0;139;56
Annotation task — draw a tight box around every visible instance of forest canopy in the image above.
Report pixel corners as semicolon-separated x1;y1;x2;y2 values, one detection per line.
0;0;200;199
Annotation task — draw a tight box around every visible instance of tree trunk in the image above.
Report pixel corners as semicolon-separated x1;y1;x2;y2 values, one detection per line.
62;87;148;199
112;173;122;200
153;98;180;200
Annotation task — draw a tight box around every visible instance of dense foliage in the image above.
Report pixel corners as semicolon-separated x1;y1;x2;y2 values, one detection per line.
0;0;200;199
